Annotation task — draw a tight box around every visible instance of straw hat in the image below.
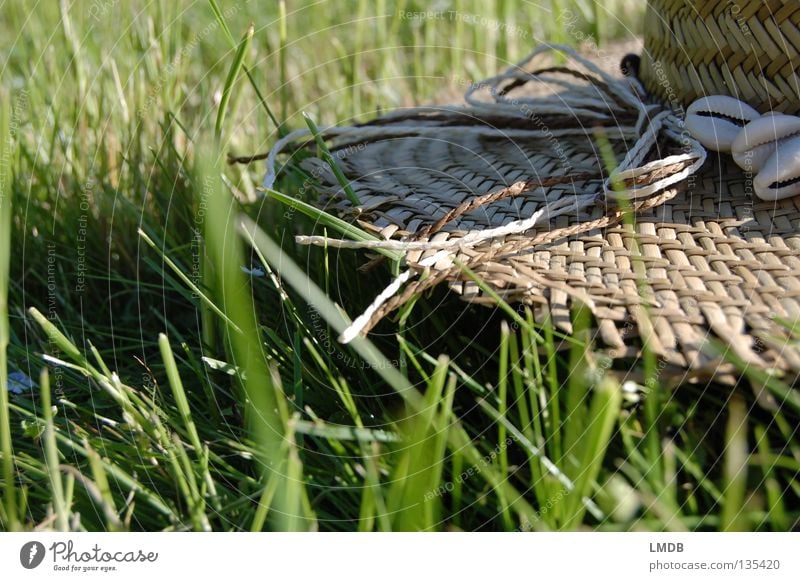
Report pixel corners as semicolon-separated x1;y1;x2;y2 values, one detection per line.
261;0;800;380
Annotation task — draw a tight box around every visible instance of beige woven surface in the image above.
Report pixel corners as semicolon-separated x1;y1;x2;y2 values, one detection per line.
303;122;800;376
262;26;800;377
641;0;800;114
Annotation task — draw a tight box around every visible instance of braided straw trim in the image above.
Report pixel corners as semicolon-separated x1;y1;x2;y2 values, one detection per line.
350;188;681;339
641;0;800;114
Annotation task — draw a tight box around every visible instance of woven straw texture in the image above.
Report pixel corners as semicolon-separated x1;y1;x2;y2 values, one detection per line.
640;0;800;114
263;35;800;378
299;130;800;376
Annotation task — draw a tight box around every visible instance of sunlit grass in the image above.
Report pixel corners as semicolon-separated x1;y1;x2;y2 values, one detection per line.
0;0;797;532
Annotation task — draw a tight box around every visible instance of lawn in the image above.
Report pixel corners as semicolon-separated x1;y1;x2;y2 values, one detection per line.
0;0;798;532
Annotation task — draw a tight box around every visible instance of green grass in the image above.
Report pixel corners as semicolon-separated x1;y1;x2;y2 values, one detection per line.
0;0;798;532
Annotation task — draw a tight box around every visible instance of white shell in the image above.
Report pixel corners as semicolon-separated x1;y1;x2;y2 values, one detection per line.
731;114;800;172
685;96;760;152
754;134;800;201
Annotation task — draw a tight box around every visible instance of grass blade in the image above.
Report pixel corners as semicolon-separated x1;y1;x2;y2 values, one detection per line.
207;0;283;135
387;356;451;531
84;444;124;531
200;148;313;531
263;188;401;262
722;394;749;531
159;334;203;453
561;377;622;529
40;369;69;531
138;228;242;334
0;90;18;531
215;24;254;141
302;113;361;206
278;0;289;121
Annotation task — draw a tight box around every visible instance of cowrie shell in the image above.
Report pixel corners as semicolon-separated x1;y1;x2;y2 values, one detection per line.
753;134;800;201
731;114;800;172
685;96;760;152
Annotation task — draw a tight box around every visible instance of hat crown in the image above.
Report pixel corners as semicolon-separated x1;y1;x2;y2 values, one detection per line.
641;0;800;113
